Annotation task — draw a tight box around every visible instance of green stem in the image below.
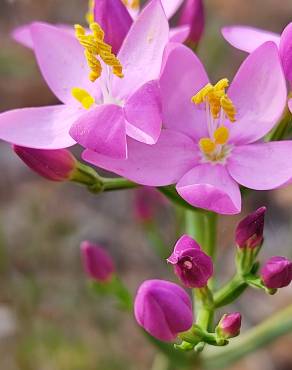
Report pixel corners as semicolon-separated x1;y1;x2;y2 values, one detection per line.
71;161;136;192
99;176;137;191
185;209;205;244
203;213;217;259
202;304;292;369
214;274;247;308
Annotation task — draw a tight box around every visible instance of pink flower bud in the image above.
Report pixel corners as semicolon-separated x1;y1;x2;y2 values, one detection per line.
13;146;77;182
80;241;115;282
133;186;167;222
94;0;133;54
134;279;193;342
235;207;266;248
167;235;213;288
178;0;205;47
260;256;292;289
217;312;242;339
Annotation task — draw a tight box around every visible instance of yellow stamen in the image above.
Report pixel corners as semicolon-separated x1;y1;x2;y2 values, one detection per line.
214;126;229;145
71;87;95;109
199;138;216;154
191;78;236;122
192;83;213;105
122;0;140;9
220;94;236;122
86;0;95;25
75;22;124;83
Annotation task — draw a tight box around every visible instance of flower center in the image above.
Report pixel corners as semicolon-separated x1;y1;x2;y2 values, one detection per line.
192;78;236;163
122;0;140;10
182;260;193;270
71;22;124;109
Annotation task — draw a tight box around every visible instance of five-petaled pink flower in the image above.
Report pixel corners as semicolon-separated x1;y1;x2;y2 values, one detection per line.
0;0;168;159
83;41;292;215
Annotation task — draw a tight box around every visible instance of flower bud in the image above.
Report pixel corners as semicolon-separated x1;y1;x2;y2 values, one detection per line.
178;0;205;48
217;312;242;339
260;256;292;289
13;146;77;182
167;235;213;288
94;0;132;54
80;241;115;282
235;207;266;249
133;186;167;222
134;279;193;342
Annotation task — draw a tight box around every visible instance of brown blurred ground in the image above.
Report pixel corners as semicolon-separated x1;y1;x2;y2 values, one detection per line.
0;1;291;369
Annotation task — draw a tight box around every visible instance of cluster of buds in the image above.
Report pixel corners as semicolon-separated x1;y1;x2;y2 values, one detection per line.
134;207;292;346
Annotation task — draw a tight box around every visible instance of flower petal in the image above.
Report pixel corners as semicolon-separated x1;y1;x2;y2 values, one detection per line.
124;80;162;144
12;23;34;49
279;22;292;84
228;41;287;144
167;234;201;264
221;26;280;53
93;0;133;54
82;129;197;186
70;104;127;159
30;22;95;105
160;43;209;140
169;25;190;43
161;0;184;19
227;142;292;190
0;105;78;149
176;164;241;215
113;0;169;98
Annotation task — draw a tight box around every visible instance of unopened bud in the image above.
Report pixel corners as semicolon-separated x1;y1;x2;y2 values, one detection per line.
178;0;205;48
13;146;77;182
134;279;193;342
80;241;115;282
235;207;266;249
261;256;292;289
216;312;242;339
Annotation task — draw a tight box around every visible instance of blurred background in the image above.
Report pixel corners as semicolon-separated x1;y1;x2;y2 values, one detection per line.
0;0;291;369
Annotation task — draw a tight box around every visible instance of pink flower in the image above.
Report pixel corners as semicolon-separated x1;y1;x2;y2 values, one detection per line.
221;23;292;85
80;241;115;282
13;146;77;182
134;279;193;342
0;0;168;158
167;235;213;288
83;42;292;215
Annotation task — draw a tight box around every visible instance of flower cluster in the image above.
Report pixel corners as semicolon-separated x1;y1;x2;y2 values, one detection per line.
2;0;292;215
134;208;292;345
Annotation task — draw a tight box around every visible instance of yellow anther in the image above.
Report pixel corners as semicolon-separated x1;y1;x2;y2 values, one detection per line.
214;126;230;145
86;0;95;25
71;87;95;109
220;94;236;122
192;78;236;122
192;83;213;105
122;0;140;9
199;138;216;154
74;22;124;82
214;78;229;92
